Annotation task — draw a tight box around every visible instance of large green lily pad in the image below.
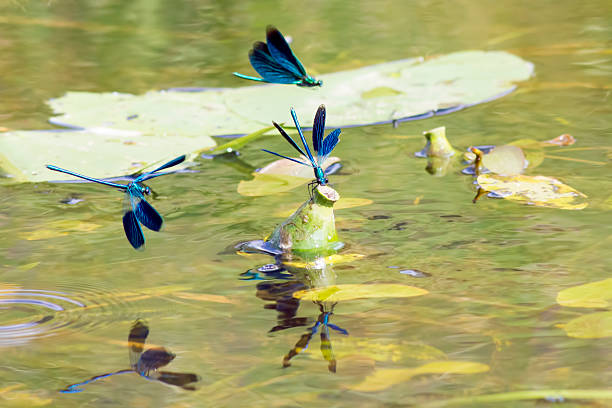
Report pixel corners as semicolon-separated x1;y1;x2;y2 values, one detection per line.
49;51;533;136
0;129;215;182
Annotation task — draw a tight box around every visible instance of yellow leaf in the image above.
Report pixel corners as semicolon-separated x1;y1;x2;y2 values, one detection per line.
274;197;373;217
476;174;588;210
557;278;612;308
294;283;428;302
482;145;527;175
351;360;490;392
563;311;612;339
19;220;101;240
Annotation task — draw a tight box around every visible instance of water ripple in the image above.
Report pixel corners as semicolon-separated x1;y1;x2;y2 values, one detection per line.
0;285;136;346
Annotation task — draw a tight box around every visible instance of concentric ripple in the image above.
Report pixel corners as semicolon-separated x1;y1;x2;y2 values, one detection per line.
0;283;140;346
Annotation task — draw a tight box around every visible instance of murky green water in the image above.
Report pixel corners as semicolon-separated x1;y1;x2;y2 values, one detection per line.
1;0;611;406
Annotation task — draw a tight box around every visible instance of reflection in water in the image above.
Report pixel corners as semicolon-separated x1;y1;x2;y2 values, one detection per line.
61;320;199;393
244;255;348;373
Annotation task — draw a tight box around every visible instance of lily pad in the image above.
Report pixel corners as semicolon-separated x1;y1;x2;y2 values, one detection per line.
557;278;612;308
0;129;215;183
562;311;612;339
351;360;490;392
293;283;428;302
476;174;588;210
49;51;533;135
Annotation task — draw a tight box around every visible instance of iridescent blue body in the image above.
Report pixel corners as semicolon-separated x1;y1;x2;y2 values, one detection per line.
233;25;322;87
262;105;341;192
46;155;186;250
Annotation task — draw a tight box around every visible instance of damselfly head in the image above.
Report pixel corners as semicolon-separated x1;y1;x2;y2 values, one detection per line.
143;186;152;195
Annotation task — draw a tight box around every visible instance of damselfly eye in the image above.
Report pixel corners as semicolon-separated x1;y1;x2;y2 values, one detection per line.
144;187;151;195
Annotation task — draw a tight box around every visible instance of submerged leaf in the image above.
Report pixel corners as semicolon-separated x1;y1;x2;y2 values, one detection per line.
562;311;612;339
237;173;311;197
476;174;588;210
351;360;490;392
557;278;612;308
20;220;101;240
293;283;428;302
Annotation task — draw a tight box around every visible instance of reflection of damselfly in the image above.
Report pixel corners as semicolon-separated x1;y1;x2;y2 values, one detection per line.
47;155;186;250
60;320;199;393
283;303;348;373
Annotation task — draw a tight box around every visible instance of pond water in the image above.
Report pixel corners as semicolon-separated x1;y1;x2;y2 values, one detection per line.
1;0;611;406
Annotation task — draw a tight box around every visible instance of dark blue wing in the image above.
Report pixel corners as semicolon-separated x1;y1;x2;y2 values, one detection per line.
273;121;308;157
290;108;317;167
137;155;186;182
312;105;326;156
249;42;300;84
135;199;163;232
123;209;145;250
266;26;307;77
127;185;163;232
318;129;341;165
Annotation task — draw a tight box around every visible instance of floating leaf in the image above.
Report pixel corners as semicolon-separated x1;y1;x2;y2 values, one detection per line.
481;145;527;175
19;220;101;240
557;278;612;308
294;283;428;302
476;174;588;210
258;156;340;178
274;197;372;217
562;311;612;339
351;360;490;392
48;51;533;135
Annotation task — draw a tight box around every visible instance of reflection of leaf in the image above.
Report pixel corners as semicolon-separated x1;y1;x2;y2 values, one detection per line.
49;51;533;135
294;283;428;302
562;311;612;339
557;278;612;308
481;145;527;175
20;220;101;240
476;174;588;210
274;197;372;217
351;361;489;392
283;253;365;268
